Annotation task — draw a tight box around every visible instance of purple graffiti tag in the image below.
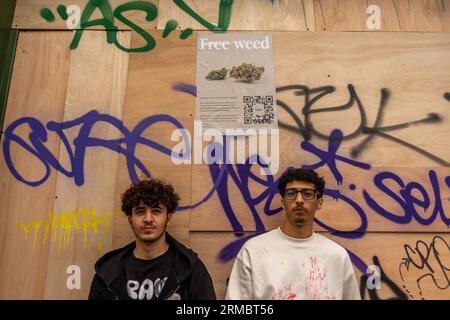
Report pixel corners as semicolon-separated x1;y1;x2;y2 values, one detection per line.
2;110;190;186
363;170;450;227
172;82;196;97
317;188;368;238
301;129;371;185
206;157;281;233
3;117;55;186
171;81;450;238
446;176;450;198
217;232;264;262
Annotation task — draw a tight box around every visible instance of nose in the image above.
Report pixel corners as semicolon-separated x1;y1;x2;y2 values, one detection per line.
294;193;305;204
143;210;155;223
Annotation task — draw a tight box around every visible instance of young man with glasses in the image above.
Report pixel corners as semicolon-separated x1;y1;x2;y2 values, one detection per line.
225;168;361;300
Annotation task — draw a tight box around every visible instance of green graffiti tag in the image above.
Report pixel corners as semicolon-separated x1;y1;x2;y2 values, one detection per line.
173;0;233;32
163;19;178;38
57;5;68;20
180;28;193;40
40;8;55;22
40;0;234;53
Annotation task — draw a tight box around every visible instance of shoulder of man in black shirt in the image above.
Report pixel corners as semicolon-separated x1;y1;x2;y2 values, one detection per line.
88;233;216;300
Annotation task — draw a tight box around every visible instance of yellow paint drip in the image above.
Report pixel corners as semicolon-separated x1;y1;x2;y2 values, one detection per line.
16;208;114;255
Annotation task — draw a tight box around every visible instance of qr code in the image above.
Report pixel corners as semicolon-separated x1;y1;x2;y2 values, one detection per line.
243;95;274;125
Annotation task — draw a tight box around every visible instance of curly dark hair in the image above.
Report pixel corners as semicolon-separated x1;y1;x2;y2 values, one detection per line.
121;178;180;216
277;168;325;199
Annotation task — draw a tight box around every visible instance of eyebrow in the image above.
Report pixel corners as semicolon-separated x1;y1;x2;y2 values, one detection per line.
133;205;163;211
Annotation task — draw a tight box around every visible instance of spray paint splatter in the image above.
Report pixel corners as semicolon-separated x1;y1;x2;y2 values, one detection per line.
304;256;336;300
272;284;297;300
17;208;114;255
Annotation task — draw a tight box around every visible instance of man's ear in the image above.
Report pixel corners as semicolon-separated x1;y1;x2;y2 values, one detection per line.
167;213;173;225
317;197;323;211
280;196;285;211
128;215;132;226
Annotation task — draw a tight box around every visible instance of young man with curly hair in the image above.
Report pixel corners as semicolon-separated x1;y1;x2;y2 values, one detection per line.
89;178;216;300
225;168;361;300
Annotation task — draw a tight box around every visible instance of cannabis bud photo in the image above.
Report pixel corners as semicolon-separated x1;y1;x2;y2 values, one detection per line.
206;68;229;80
229;63;265;82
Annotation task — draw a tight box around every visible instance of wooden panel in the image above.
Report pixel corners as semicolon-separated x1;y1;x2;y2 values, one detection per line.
111;30;197;250
13;0;159;30
327;232;450;300
0;31;71;299
368;0;402;31
303;0;316;31
313;0;447;32
313;0;450;32
189;31;450;232
437;0;450;32
190;231;450;300
43;30;131;299
394;0;450;32
272;32;450;232
274;31;450;166
15;0;450;32
314;0;368;31
3;2;450;300
190;165;450;232
189;232;237;299
189;160;284;232
157;0;310;31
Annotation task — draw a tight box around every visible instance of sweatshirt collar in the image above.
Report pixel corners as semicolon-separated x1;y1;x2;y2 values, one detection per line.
94;232;197;287
277;227;316;242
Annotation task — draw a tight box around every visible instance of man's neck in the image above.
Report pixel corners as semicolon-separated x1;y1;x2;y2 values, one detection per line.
280;221;313;239
134;236;169;260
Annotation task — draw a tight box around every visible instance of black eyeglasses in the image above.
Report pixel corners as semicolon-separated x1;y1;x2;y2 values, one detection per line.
283;188;317;200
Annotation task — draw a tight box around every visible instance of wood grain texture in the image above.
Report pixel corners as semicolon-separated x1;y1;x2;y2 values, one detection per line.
190;166;450;232
3;1;450;301
0;31;71;299
43;30;130;299
315;0;450;32
158;0;310;31
14;0;450;32
111;30;197;251
190;31;450;232
393;0;450;32
314;0;368;31
13;0;159;30
273;31;450;166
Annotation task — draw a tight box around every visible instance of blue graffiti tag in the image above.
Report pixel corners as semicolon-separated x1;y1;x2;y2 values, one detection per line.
172;82;450;260
2;110;190;186
2;94;449;294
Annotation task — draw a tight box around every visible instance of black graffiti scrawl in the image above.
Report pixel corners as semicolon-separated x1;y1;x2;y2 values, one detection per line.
399;236;450;300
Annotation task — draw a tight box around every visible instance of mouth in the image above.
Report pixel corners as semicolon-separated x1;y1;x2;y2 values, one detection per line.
141;226;157;231
293;207;306;214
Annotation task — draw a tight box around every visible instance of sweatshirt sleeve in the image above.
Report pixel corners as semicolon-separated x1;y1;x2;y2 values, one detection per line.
225;247;253;300
187;259;217;300
88;273;108;300
342;254;362;300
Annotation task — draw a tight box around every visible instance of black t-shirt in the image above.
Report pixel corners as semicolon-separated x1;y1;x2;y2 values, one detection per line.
125;246;174;300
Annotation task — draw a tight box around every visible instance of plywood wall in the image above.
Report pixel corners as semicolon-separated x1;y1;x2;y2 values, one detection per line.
0;0;449;300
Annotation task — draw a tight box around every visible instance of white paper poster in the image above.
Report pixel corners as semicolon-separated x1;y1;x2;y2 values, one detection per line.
196;32;278;132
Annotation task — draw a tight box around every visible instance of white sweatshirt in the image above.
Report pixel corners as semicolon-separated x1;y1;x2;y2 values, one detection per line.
225;227;361;300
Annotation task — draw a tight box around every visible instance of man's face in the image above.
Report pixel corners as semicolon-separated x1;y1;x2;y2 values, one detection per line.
128;202;172;243
281;180;323;229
